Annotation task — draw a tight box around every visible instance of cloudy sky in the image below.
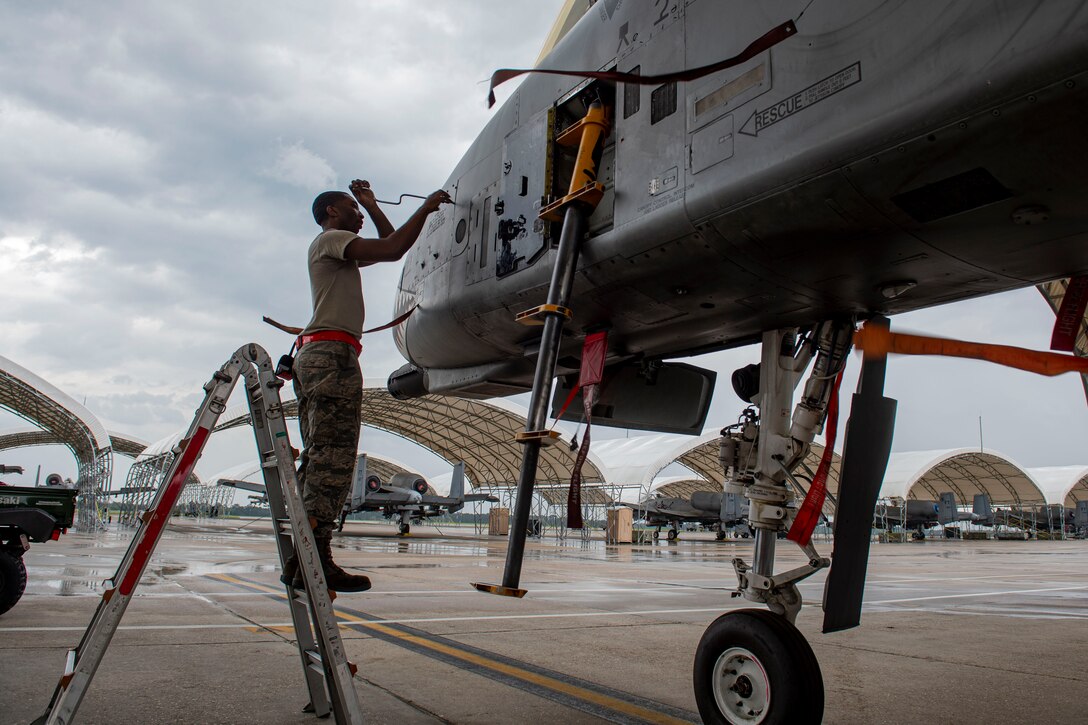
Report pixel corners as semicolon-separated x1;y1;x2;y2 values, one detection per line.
1;1;1084;490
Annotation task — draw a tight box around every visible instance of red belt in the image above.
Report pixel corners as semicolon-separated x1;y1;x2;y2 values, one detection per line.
296;330;362;356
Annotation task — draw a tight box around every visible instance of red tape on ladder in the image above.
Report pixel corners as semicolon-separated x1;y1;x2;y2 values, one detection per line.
119;426;210;595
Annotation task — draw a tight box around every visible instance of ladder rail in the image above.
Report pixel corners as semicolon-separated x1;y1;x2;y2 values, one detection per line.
35;344;364;725
36;360;242;725
241;348;362;722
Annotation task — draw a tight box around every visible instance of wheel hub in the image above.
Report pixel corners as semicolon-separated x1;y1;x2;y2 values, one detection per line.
712;647;770;724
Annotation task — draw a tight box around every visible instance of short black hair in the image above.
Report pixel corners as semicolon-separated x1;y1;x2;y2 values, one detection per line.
312;191;352;224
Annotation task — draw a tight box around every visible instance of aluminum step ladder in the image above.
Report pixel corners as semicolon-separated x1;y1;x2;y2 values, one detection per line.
34;343;364;724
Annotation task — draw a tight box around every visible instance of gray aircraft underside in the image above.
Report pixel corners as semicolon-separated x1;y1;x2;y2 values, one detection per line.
389;0;1088;407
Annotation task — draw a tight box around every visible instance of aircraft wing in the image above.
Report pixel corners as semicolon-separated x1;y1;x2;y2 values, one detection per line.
217;478;266;495
464;493;500;503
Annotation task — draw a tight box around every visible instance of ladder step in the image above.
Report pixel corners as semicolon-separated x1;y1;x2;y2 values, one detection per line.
515;304;572;326
514;430;562;446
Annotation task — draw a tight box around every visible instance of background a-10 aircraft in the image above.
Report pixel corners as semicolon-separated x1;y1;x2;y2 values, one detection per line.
219;454;496;536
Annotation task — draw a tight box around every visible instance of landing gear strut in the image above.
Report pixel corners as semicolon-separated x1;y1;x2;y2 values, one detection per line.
693;323;853;724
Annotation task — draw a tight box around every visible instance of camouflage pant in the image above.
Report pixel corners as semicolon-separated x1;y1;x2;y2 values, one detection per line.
292;340;362;537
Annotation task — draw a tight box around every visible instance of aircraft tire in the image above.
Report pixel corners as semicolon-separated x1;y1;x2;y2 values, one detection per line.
716;531;727;541
0;550;28;616
398;523;410;536
693;609;823;725
667;529;678;541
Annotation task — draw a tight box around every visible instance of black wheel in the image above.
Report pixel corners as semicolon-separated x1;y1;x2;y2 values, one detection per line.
652;530;660;540
667;528;678;541
398;522;410;535
716;531;727;541
693;609;823;724
0;550;28;616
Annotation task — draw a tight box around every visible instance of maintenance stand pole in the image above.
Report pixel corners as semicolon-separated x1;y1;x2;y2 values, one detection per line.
473;100;610;597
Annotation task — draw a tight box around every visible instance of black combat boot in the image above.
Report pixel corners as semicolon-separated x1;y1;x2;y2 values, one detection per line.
279;553;305;589
316;535;372;592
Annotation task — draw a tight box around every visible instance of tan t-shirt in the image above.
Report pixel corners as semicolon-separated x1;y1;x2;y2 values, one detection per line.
301;229;364;339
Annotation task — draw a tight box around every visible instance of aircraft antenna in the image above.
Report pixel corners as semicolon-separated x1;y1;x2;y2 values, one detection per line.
797;0;819;21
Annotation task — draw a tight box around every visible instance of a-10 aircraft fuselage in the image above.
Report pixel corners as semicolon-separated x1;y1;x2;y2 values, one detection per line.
391;0;1088;401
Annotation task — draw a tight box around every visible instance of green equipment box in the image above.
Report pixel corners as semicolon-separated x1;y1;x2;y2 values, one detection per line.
0;486;78;530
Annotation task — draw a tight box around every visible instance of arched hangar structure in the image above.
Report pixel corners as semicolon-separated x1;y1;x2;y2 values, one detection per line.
594;431;841;514
0;355;114;529
880;449;1047;507
119;431;208;527
202;389;609;531
0;427;147;460
1025;466;1088;508
209;388;607;491
132;387;608;525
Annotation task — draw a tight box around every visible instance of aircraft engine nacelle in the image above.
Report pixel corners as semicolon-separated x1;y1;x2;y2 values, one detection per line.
389;473;429;496
387;364;427;400
45;473;64;487
365;475;382;493
690;492;723;513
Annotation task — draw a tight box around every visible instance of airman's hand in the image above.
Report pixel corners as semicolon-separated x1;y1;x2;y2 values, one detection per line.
421;189;452;214
350;179;377;208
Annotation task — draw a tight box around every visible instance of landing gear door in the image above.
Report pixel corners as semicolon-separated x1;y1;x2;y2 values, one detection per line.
497;107;554;277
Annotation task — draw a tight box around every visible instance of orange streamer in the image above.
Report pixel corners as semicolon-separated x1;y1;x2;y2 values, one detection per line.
853;325;1088;377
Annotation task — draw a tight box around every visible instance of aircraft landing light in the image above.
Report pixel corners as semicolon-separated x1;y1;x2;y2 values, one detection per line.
470;581;528;598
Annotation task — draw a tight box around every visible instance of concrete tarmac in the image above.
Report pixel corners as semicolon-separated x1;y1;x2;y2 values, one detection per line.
2;519;1086;724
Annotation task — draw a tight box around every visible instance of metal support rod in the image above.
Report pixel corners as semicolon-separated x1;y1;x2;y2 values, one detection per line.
752;528;777;576
501;205;588;591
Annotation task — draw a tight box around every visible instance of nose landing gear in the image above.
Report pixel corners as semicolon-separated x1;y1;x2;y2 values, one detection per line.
696;323;856;723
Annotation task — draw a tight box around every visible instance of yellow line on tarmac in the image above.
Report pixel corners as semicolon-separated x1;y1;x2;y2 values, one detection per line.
211;574;691;725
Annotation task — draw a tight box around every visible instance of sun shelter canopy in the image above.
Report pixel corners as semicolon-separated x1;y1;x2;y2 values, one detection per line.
0;355;112;469
651;476;718;501
594;432;841;506
1027;466;1088;507
881;449;1046;506
535;485;615;506
0;427;146;460
208;387;606;491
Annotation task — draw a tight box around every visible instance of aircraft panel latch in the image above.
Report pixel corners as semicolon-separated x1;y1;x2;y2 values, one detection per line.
515;303;573;326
